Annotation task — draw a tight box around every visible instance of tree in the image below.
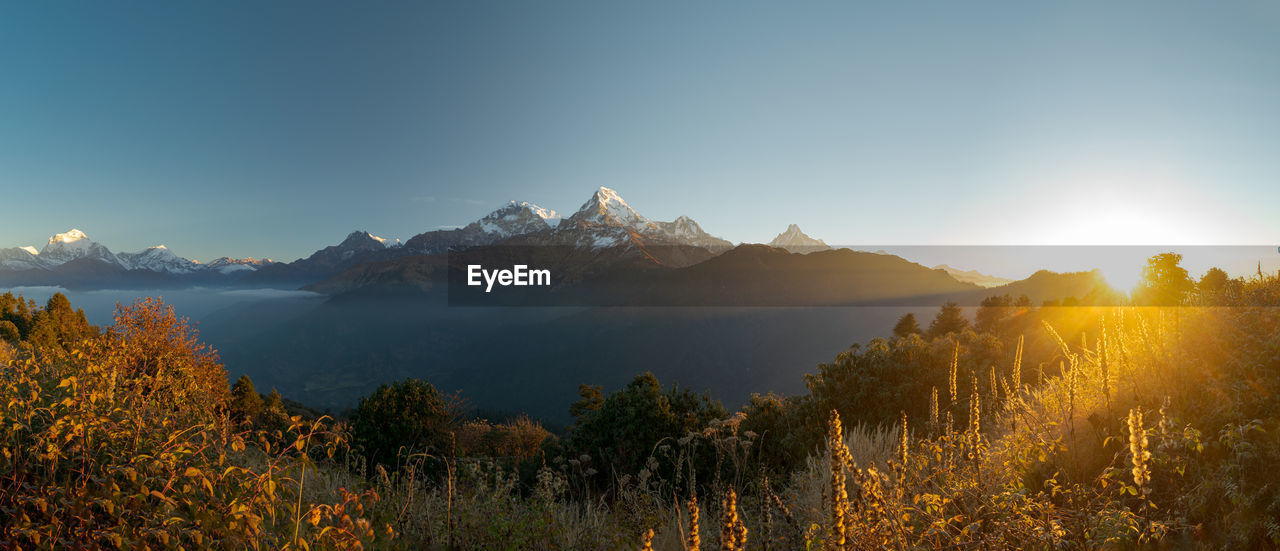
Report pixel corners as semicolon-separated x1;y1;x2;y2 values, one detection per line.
230;375;264;421
0;292;33;340
974;294;1013;334
97;297;227;418
892;313;922;339
569;373;725;480
1198;267;1231;305
350;378;455;468
25;293;95;351
1133;253;1194;306
569;384;604;424
927;302;970;338
259;388;291;428
0;320;18;344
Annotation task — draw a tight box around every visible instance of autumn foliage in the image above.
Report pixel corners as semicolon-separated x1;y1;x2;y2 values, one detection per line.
0;295;391;549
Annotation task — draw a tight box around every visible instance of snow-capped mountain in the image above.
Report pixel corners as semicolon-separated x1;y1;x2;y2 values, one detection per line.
1;188;734;288
399;187;730;254
474;201;562;236
549;187;732;251
0;247;48;271
39;229;126;268
207;257;277;274
117;246;200;274
0;229;254;279
565;187;658;233
31;229;207;274
768;224;831;253
402;201;562;254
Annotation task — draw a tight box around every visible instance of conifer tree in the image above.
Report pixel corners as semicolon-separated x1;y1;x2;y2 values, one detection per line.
892;313;921;338
230;375;264;421
927;302;970;338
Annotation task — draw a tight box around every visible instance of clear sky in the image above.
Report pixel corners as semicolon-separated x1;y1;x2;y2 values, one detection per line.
1;1;1278;262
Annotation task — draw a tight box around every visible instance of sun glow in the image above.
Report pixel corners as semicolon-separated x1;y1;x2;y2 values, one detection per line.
1095;258;1144;296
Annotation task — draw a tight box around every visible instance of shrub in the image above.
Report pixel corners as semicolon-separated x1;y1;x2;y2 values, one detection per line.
569;372;725;486
0;296;391;548
350;378;457;468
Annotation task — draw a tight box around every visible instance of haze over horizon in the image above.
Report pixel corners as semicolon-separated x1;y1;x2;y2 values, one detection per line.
3;1;1278;261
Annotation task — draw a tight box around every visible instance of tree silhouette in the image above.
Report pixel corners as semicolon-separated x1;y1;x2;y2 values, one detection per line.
1197;267;1231;305
927;302;970;338
230;375;264;421
1133;253;1194;306
892;313;922;338
974;294;1013;334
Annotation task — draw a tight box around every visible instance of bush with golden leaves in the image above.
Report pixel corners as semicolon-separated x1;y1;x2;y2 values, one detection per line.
0;297;392;549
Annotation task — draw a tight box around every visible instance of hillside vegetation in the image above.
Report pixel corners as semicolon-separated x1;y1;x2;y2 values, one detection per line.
2;253;1278;549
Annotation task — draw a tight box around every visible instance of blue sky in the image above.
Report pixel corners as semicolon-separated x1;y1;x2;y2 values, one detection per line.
1;1;1278;262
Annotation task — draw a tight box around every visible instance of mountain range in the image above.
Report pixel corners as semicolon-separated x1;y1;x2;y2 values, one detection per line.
0;187;739;289
0;228;277;275
0;187;1116;307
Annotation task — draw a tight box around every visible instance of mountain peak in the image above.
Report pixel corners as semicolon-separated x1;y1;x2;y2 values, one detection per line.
593;186;622;201
50;229;89;245
19;246;38;255
507;200;561;225
768;224;830;253
39;228;125;267
469;201;562;237
339;231;389;250
118;245;199;274
652;215;734;251
569;186;653;231
207;256;276;274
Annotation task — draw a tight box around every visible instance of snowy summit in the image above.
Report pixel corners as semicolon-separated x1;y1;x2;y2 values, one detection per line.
567;187;657;233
